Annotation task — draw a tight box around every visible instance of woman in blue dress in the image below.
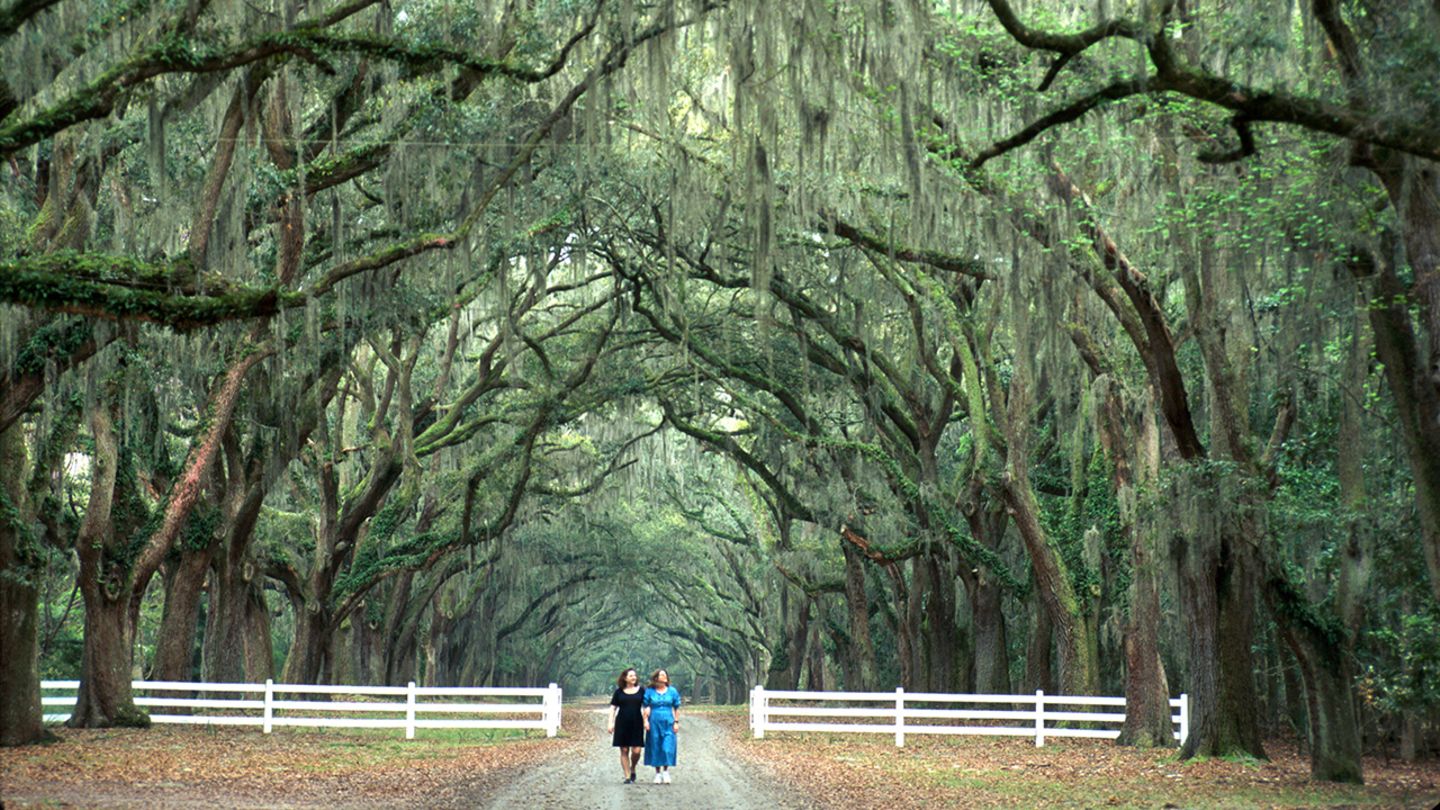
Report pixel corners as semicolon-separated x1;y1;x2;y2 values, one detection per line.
641;668;681;784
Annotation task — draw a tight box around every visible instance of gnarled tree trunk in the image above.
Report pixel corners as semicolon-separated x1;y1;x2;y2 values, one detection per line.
70;401;146;728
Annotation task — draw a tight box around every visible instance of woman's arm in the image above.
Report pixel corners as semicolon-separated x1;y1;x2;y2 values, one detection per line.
608;704;618;732
642;705;651;731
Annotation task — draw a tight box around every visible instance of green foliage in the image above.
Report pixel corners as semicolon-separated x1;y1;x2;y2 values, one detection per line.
179;503;220;553
1362;609;1440;715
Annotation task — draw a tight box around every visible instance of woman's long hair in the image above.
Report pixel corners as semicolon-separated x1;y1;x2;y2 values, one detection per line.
648;668;669;688
616;668;639;689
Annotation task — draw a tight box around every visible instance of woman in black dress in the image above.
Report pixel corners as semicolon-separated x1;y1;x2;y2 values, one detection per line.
608;668;645;783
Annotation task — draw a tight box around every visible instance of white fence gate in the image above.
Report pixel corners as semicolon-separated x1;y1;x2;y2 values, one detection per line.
750;687;1188;747
41;680;563;739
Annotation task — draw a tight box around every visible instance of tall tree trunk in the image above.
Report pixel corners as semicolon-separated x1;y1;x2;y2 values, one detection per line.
1174;248;1267;760
1280;645;1308;740
204;473;267;683
840;538;877;690
70;400;146;728
907;555;933;691
0;422;47;745
963;496;1011;694
242;577;275;681
1116;522;1171;746
787;599;812;690
71;591;145;727
149;541;217;683
1024;585;1054;694
1215;521;1264;756
928;549;961;692
1353;230;1440;605
1001;428;1099;693
1091;378;1173;746
1175;519;1223;758
999;306;1099;696
880;561;913;689
283;605;334;685
969;570;1009;694
807;621;828;690
379;571;415;686
1258;301;1371;783
1173;473;1266;759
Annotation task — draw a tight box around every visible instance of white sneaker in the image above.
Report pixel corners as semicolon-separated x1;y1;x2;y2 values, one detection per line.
662;771;672;784
654;773;663;784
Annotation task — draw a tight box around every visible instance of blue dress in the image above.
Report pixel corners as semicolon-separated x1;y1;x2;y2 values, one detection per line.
642;686;681;767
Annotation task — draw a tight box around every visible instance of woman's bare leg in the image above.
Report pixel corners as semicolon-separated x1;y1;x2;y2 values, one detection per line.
618;748;632;778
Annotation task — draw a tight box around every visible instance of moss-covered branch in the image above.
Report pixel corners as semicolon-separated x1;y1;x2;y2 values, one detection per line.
0;252;306;330
978;0;1440;165
0;8;605;158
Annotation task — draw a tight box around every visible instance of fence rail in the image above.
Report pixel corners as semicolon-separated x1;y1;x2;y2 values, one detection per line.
749;687;1188;747
41;679;563;739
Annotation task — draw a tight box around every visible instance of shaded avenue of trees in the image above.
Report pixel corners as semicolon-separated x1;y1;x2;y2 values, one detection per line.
4;0;1440;787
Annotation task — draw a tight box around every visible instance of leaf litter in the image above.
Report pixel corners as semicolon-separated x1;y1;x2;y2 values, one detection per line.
707;713;1440;809
4;709;1439;808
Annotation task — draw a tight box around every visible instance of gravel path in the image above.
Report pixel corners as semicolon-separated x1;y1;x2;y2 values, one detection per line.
476;705;813;809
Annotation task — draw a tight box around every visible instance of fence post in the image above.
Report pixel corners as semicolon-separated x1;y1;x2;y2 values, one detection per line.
754;683;766;735
263;679;273;734
547;683;560;737
1034;690;1045;747
755;686;766;739
406;681;416;740
1178;693;1189;746
895;687;905;748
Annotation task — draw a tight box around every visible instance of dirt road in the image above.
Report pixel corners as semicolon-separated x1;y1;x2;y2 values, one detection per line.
477;705;813;810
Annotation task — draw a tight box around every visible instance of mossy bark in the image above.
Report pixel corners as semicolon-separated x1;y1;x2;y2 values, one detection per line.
840;538;877;690
1115;525;1172;747
1090;380;1173;747
905;556;932;691
1174;480;1266;760
1267;576;1364;783
1001;372;1100;696
0;422;47;746
963;498;1011;694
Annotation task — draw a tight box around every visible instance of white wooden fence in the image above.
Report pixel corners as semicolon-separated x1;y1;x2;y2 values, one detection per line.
41;680;563;739
749;687;1188;747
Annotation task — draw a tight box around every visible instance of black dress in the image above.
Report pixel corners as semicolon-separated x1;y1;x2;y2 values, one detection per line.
611;687;645;746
